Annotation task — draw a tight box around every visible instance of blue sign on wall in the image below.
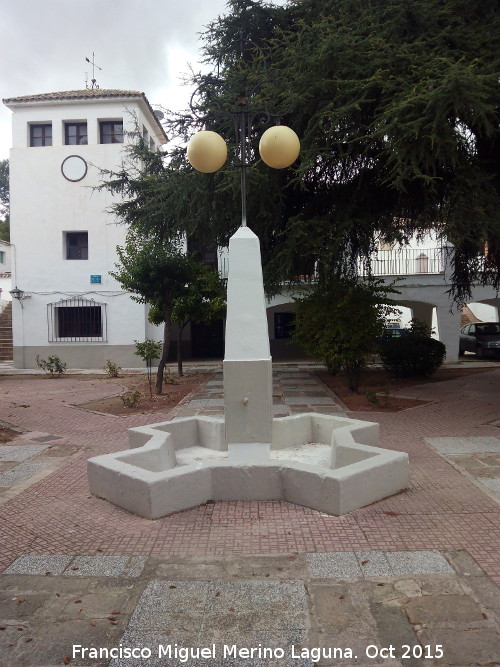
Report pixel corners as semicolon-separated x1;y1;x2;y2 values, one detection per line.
90;275;102;284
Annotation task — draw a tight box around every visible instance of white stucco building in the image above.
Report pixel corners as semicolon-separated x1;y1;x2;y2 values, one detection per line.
3;89;167;368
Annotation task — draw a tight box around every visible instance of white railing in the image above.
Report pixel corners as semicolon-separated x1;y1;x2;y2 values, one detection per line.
360;247;445;276
218;247;446;282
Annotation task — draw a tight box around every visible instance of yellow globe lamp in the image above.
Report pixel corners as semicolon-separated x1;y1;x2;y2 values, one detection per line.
187;130;227;173
259;125;300;169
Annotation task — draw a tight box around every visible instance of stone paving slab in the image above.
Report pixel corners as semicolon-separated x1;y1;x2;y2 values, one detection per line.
4;554;147;578
305;551;453;578
478;477;500;494
2;551;498;667
425;436;500;454
175;369;344;418
0;461;50;487
0;444;50;462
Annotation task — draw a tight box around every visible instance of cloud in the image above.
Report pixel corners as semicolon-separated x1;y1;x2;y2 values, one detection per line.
0;0;288;158
0;0;230;157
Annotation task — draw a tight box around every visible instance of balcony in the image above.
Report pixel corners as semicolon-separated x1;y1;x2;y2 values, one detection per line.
361;247;445;277
218;247;446;283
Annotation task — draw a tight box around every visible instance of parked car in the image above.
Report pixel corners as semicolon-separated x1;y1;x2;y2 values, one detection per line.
381;328;410;339
377;328;410;345
459;322;500;359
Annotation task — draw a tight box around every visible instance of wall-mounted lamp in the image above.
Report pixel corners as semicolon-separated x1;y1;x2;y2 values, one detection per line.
10;286;24;301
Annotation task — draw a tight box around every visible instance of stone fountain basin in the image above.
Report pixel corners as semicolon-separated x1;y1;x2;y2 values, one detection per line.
87;414;408;519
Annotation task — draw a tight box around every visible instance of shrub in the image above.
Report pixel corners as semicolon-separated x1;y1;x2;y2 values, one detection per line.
293;278;399;392
380;320;446;378
134;339;162;397
163;371;178;385
121;389;142;408
104;359;121;378
35;354;67;378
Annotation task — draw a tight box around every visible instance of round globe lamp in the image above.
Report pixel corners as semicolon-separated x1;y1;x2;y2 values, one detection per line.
187;130;227;173
259;125;300;169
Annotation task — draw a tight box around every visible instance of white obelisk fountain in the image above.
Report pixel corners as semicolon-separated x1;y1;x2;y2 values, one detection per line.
223;226;272;462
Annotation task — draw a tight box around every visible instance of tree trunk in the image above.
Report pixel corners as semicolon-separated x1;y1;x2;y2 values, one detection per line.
156;308;172;395
177;321;188;377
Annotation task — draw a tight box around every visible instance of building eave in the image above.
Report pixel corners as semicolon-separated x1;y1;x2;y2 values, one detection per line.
2;89;168;144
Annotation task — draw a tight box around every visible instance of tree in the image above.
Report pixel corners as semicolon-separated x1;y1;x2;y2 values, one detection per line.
148;261;226;377
99;0;499;304
293;278;398;392
110;233;202;394
0;159;9;241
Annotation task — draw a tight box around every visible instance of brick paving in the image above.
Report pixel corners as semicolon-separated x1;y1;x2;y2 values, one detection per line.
0;364;499;665
0;365;498;584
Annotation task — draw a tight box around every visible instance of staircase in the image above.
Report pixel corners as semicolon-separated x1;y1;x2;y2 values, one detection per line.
0;301;13;362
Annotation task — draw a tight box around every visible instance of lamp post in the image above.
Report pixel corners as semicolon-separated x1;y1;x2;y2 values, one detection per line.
185;70;300;462
186;103;300;228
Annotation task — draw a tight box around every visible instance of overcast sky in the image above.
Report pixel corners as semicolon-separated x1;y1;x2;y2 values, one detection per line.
0;0;288;160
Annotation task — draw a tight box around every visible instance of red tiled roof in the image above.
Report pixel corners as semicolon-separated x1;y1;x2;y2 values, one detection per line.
2;89;168;142
2;89;143;103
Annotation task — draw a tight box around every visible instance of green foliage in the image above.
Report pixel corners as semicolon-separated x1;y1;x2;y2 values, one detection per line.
145;253;226;377
134;339;162;397
121;389;142;408
35;354;67;378
380;319;446;378
0;219;9;242
103;359;121;378
134;339;162;363
365;390;379;406
293;278;398;391
97;0;499;303
163;371;178;385
111;232;199;393
0;159;9;241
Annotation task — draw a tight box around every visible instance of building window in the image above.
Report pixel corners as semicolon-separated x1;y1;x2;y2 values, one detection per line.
99;120;123;144
65;232;88;260
274;312;295;339
65;122;88;145
149;137;155;152
142;125;149;143
0;251;5;264
30;124;52;147
48;297;107;342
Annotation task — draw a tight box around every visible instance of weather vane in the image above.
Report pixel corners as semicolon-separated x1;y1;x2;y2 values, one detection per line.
85;52;102;89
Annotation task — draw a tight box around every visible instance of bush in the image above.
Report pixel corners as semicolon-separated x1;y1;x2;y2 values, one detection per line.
121;389;142;408
35;354;67;378
104;359;121;378
380;321;446;378
293;278;399;392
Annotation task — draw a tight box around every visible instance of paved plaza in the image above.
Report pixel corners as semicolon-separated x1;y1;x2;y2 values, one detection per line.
0;363;499;666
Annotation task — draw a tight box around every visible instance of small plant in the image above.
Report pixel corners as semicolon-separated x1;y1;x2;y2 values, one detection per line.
163;371;178;385
134;339;162;397
104;359;121;378
366;390;380;406
35;354;67;378
380;385;392;408
121;389;142;408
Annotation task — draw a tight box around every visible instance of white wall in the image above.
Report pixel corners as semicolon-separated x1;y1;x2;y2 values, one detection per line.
7;95;166;367
468;302;498;322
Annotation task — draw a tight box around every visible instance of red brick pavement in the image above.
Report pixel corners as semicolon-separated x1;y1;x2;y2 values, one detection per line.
0;369;499;584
